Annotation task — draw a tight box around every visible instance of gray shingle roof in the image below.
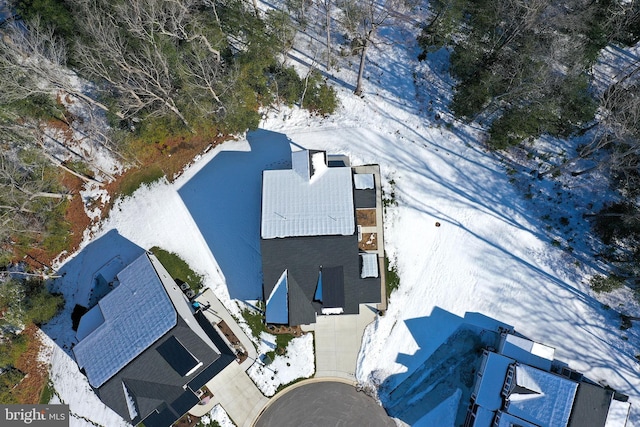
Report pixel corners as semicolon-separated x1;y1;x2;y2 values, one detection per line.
568;382;613;427
262;234;380;325
322;266;345;309
97;316;233;427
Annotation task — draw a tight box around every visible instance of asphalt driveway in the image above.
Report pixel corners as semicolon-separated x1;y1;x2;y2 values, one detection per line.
254;381;395;427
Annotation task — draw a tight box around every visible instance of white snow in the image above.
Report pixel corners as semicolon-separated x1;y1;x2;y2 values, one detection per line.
37;1;640;425
354;173;375;189
606;399;632;427
247;332;314;397
499;334;554;372
360;253;379;278
202;405;236;427
509;365;577;426
122;381;138;420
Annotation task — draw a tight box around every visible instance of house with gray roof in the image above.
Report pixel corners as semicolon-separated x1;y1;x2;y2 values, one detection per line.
260;149;385;326
464;332;631;427
73;252;235;427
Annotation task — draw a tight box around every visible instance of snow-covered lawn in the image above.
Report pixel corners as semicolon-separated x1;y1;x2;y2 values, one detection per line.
40;3;640;426
248;332;314;397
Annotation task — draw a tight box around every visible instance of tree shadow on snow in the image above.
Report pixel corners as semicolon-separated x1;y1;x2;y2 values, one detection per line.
178;129;294;301
43;229;145;356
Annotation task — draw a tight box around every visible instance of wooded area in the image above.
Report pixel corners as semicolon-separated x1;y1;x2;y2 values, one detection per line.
0;0;341;267
419;0;640;293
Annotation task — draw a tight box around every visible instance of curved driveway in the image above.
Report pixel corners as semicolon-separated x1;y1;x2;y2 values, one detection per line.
254;381;395;427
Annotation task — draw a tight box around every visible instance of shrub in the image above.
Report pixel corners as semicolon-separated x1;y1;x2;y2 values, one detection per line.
0;278;64;330
303;71;338;116
0;335;28;368
150;247;203;291
593;203;640;245
42;201;72;255
241;305;267;340
269;65;303;107
39;380;55;404
115;166;165;199
385;254;400;296
24;290;64;325
15;0;76;49
589;274;625;293
0;367;25;404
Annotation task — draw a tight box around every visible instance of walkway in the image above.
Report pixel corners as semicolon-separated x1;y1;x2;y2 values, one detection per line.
189;290;268;427
303;304;377;380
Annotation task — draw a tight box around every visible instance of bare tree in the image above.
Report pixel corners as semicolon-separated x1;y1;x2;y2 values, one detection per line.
0;18;116;116
70;0;226;129
339;0;405;96
321;0;333;70
0;147;70;262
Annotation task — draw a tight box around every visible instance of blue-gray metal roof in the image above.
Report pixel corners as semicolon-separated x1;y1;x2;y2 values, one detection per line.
73;254;177;388
261;151;355;239
360;253;379;278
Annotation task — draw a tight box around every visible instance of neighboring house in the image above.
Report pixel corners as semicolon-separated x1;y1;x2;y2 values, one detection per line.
73;252;236;427
465;332;631;427
260;149;385;326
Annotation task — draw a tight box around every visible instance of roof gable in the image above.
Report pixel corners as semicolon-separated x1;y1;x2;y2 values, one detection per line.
266;270;289;324
506;364;578;426
73;253;177;388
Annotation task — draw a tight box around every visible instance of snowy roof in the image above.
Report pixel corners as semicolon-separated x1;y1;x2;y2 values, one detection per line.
76;304;105;341
499;334;554;371
266;270;288;324
472;406;496;427
73;254;177;388
360;253;379;278
506;364;578;427
261;150;355;239
495;411;538;427
604;399;631;427
354;173;374;189
475;352;514;411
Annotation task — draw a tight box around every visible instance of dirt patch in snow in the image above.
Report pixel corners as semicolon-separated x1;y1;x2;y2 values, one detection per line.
356;209;377;226
13;324;49;404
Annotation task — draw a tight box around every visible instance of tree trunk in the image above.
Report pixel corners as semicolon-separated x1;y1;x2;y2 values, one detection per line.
326;3;331;70
354;29;374;96
29;192;73;200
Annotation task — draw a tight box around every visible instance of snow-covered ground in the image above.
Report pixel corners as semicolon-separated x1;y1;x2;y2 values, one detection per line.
248;332;314;397
39;2;640;426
